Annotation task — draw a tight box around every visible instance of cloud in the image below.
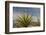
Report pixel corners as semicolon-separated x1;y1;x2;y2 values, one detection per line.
32;16;38;22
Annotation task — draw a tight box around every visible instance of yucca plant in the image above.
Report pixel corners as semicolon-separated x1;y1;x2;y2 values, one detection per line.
15;14;32;27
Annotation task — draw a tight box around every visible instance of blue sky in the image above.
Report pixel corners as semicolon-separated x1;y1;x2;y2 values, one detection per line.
13;7;40;21
13;7;40;16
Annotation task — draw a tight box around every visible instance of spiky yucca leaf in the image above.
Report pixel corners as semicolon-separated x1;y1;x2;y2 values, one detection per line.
15;15;32;27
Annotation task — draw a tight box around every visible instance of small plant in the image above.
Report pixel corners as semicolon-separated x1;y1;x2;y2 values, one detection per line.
15;14;32;27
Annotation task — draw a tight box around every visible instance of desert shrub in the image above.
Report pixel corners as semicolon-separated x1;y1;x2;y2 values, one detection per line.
15;14;32;27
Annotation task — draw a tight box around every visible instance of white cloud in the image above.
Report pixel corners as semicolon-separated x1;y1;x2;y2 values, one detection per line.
32;16;38;22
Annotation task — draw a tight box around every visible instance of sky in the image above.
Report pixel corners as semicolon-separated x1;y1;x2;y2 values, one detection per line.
13;7;40;22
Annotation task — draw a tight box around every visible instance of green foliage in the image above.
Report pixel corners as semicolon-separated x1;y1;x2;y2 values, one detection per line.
15;15;32;27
